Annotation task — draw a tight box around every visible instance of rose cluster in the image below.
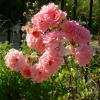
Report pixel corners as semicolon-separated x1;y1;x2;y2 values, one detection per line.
5;3;93;83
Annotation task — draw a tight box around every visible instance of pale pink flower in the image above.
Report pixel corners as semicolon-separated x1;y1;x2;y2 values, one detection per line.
43;30;65;50
63;20;91;44
39;49;64;74
26;33;37;49
31;65;51;83
5;49;27;71
31;3;66;32
74;44;93;66
32;13;49;32
31;49;65;83
26;34;45;52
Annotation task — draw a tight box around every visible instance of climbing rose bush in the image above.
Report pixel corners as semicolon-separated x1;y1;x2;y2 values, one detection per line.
5;3;93;83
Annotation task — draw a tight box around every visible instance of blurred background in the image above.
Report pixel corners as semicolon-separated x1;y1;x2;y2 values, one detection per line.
0;0;99;45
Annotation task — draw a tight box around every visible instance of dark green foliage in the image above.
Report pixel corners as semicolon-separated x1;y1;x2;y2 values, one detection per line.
0;0;26;23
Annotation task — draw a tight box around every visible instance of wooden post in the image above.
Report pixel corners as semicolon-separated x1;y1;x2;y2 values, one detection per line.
88;0;93;29
61;0;64;10
73;0;77;20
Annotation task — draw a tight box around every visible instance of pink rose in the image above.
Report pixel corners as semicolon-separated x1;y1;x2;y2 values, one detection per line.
43;30;65;50
5;49;27;71
31;3;66;32
63;20;91;44
74;44;93;66
31;65;51;83
26;34;45;52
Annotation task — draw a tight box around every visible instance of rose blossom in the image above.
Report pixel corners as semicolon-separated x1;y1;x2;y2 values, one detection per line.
5;49;27;71
31;3;66;32
63;20;91;44
74;44;93;66
5;49;32;78
31;49;64;83
26;33;45;52
31;65;51;83
43;30;65;50
20;64;31;78
26;33;37;49
39;49;64;73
